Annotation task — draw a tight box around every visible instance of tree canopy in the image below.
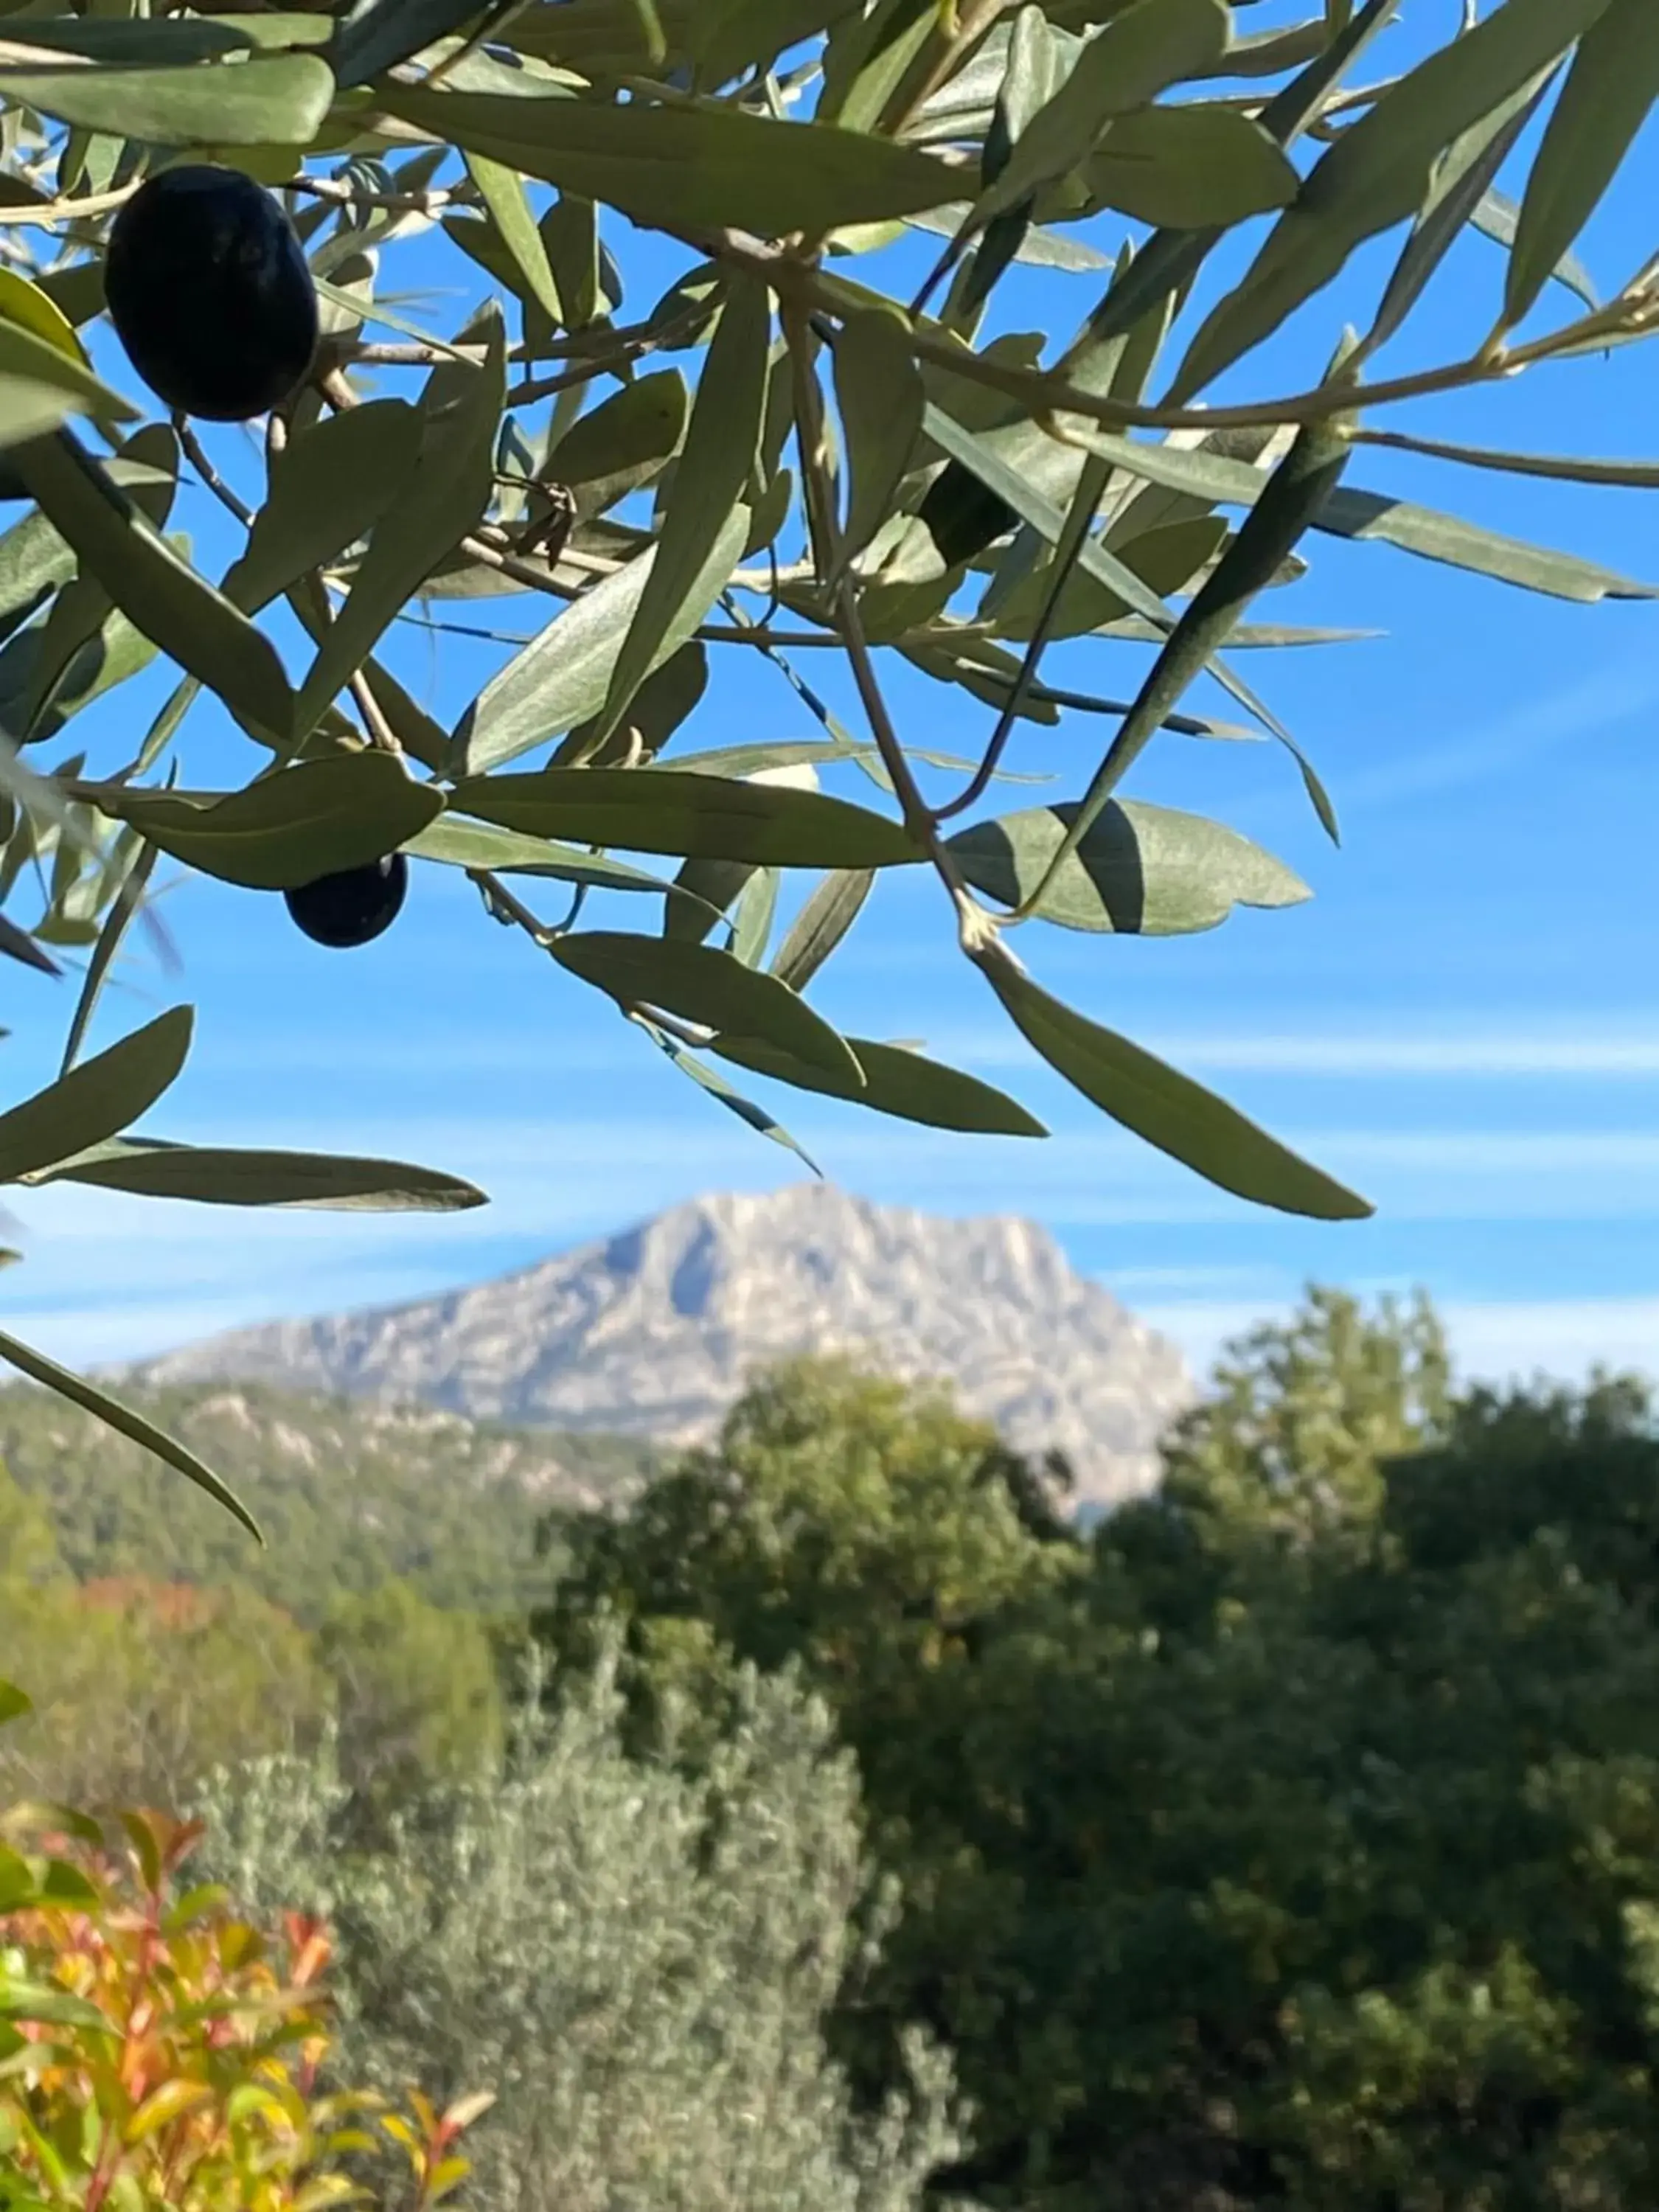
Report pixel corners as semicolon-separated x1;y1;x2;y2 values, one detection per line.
532;1318;1659;2209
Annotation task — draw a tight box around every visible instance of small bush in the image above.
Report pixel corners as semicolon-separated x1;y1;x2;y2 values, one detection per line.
195;1643;975;2212
0;1776;486;2211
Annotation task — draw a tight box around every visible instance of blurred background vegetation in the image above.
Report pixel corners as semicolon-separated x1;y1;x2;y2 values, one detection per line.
8;1293;1659;2208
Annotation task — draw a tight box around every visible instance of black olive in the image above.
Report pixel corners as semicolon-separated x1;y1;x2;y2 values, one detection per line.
284;854;408;948
105;164;319;422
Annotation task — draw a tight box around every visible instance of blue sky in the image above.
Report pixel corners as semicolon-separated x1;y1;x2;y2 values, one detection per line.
4;9;1659;1394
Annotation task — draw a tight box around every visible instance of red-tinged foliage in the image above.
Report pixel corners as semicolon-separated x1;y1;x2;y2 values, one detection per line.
0;1777;490;2211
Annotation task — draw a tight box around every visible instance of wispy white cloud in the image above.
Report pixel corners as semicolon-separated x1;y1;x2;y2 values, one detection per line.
914;1023;1659;1081
1146;1032;1659;1079
1139;1296;1659;1393
1307;655;1659;816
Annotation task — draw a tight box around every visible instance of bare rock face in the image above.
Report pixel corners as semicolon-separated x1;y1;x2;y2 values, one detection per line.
122;1186;1194;1508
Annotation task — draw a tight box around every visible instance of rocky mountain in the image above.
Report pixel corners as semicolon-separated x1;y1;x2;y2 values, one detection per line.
123;1185;1195;1506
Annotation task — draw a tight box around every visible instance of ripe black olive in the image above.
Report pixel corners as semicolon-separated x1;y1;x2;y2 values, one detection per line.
105;164;318;422
284;854;408;949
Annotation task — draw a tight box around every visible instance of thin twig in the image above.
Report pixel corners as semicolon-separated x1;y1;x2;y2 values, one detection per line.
349;669;402;755
700;225;1659;437
781;303;989;950
173;414;256;530
0;181;135;226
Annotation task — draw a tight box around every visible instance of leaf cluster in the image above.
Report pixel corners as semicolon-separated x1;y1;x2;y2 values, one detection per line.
0;1746;491;2211
0;0;1648;1511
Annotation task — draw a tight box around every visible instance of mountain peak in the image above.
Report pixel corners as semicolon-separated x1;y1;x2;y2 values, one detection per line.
123;1186;1194;1506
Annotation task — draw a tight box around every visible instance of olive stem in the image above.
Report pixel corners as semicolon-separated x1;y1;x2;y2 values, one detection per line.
0;182;137;227
173;414;255;531
285;179;473;217
689;224;1659;438
349;669;403;757
781;300;987;953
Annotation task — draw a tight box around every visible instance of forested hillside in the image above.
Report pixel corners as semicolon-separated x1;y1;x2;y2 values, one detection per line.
0;1378;656;1618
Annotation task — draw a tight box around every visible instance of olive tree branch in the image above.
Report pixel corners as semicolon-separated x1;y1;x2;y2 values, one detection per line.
702;226;1659;438
780;302;993;955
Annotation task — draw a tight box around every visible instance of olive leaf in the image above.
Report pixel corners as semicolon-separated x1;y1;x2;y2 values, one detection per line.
594;274;770;743
92;756;443;891
296;316;506;738
712;1032;1048;1136
771;869;876;992
946;801;1310;933
1503;0;1659;330
0;1003;192;1183
384;85;957;235
448;767;923;867
15;430;293;738
464;151;565;327
639;1015;823;1174
835;307;925;568
0;54;335;146
972;0;1230;227
1172;0;1613;399
223;400;423;614
0;1326;260;1539
453;513;746;774
551;372;689;519
978;950;1371;1221
332;0;500;85
552;929;864;1085
28;1136;486;1211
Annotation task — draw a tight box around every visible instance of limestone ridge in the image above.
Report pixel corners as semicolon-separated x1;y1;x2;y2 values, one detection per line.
122;1185;1195;1506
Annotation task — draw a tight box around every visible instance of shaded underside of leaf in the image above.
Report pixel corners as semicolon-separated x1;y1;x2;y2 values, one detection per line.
448;768;923;868
0;1325;260;1540
979;950;1372;1221
712;1031;1048;1135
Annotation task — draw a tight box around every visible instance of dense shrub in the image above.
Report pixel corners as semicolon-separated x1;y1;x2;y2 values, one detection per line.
194;1644;971;2212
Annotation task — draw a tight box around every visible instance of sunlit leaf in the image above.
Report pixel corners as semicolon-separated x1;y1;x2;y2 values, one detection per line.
1172;0;1611;398
16;430;292;737
596;274;769;742
464;150;564;327
835;307;925;568
551;371;688;519
384;85;957;235
947;800;1310;933
1504;0;1659;329
0;53;335;146
448;767;922;867
332;0;496;84
224;400;423;614
973;0;1229;225
454;515;745;773
1085;107;1299;229
297;317;505;738
639;1015;823;1174
771;868;876;992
